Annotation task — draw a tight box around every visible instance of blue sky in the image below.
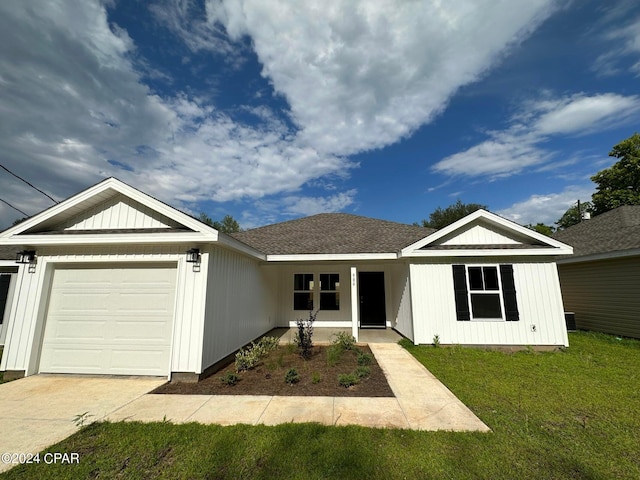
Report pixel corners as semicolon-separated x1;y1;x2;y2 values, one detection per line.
1;0;639;230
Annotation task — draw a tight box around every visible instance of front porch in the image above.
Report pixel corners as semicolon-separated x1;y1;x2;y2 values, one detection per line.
267;327;404;345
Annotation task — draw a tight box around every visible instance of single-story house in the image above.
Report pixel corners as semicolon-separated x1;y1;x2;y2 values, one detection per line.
0;178;572;381
554;205;640;339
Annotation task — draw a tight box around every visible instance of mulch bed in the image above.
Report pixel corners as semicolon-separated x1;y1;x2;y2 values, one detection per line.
153;345;395;397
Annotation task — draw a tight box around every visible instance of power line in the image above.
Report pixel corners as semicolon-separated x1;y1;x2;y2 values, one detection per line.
0;163;58;204
0;197;28;217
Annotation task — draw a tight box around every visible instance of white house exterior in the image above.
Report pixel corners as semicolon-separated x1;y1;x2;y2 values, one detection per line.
0;178;573;382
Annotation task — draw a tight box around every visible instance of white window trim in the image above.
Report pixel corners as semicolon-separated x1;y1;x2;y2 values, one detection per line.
293;272;341;311
465;264;505;321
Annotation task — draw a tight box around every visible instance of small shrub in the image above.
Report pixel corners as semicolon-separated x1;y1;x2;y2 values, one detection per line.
285;368;300;385
326;344;343;367
356;350;373;366
312;372;322;384
235;336;281;372
338;373;359;388
331;331;356;351
355;366;371;379
259;336;280;353
221;373;239;386
433;334;441;348
294;310;318;359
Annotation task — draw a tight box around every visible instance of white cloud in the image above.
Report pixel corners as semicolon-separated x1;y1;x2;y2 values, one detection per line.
432;93;640;177
0;0;562;227
593;7;640;76
497;185;595;226
206;0;560;156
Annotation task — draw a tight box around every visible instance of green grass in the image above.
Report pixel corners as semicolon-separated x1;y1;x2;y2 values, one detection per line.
3;331;639;479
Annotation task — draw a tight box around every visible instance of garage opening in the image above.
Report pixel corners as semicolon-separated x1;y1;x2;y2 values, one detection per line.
39;264;177;376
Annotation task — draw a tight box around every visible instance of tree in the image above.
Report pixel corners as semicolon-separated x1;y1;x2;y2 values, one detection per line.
420;200;487;229
525;223;556;236
591;133;640;216
556;201;592;230
199;213;241;234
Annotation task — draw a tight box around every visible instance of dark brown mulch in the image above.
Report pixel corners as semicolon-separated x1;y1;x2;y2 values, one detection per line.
153;345;395;397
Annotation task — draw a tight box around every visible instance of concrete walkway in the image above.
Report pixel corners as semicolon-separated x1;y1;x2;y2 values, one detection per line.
105;343;490;432
0;376;165;473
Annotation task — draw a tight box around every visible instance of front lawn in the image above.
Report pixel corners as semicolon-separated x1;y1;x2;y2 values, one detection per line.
3;331;639;479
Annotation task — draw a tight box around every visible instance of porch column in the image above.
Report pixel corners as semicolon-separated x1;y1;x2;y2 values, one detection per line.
350;266;359;342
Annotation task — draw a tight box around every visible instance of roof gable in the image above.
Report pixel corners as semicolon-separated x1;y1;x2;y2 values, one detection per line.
402;210;572;257
554;205;640;259
0;177;220;243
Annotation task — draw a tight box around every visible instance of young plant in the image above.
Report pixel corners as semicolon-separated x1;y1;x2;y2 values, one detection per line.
331;331;356;351
433;334;441;348
355;366;371;379
294;309;318;359
356;350;373;366
221;372;239;386
311;371;322;384
326;344;343;367
73;411;94;428
338;373;359;388
285;368;300;385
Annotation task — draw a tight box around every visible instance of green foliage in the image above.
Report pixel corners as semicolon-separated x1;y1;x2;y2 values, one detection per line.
591;132;640;215
235;337;280;372
421;200;488;229
356;350;373;366
556;201;593;230
354;366;371;379
284;368;300;385
432;334;441;348
73;411;93;428
221;373;239;386
326;344;343;367
294;310;317;359
525;223;556;236
331;331;356;351
337;372;360;388
311;371;322;384
198;213;242;233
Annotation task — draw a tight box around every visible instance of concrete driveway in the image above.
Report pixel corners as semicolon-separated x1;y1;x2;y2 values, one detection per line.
0;375;164;473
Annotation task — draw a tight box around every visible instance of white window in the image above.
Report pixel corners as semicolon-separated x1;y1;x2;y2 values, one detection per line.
466;266;503;320
293;273;340;311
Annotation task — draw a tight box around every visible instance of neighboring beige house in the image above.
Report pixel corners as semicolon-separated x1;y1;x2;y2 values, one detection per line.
0;178;572;382
554;205;640;339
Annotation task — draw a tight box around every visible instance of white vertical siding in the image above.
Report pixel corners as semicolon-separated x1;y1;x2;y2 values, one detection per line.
200;247;274;371
388;264;413;340
409;259;568;346
440;224;520;245
58;194;181;230
0;245;208;376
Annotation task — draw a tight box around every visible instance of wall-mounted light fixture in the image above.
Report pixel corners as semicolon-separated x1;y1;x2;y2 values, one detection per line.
186;248;201;263
15;250;36;264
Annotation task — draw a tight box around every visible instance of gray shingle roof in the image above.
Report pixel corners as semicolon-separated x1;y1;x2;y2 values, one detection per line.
231;213;435;255
553;205;640;258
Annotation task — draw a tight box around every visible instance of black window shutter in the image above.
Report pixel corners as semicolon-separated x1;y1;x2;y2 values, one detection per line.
0;275;10;325
452;265;470;321
499;264;519;321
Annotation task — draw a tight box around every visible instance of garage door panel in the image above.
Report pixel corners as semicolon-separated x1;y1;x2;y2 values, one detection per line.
40;265;176;376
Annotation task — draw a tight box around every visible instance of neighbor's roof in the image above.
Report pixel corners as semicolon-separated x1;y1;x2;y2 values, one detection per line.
553;205;640;258
231;213;435;255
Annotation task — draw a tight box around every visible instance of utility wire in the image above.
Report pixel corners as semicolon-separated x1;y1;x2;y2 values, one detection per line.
0;163;59;204
0;197;28;217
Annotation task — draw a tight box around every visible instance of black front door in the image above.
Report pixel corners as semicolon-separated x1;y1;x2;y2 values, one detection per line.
359;272;386;328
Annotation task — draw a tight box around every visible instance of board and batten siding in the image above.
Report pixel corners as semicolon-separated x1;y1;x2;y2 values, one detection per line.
558;256;640;339
0;245;208;377
200;247;275;372
409;258;568;346
440;224;520;245
388;263;413;340
56;194;182;230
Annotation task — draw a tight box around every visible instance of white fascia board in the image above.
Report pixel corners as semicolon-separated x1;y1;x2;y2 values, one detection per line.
0;232;217;246
266;253;398;262
400;209;572;255
556;248;640;264
0;177;219;238
404;247;573;257
215;233;266;260
0;260;18;267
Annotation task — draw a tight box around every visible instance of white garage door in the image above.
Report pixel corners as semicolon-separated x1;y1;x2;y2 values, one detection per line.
39;264;177;376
